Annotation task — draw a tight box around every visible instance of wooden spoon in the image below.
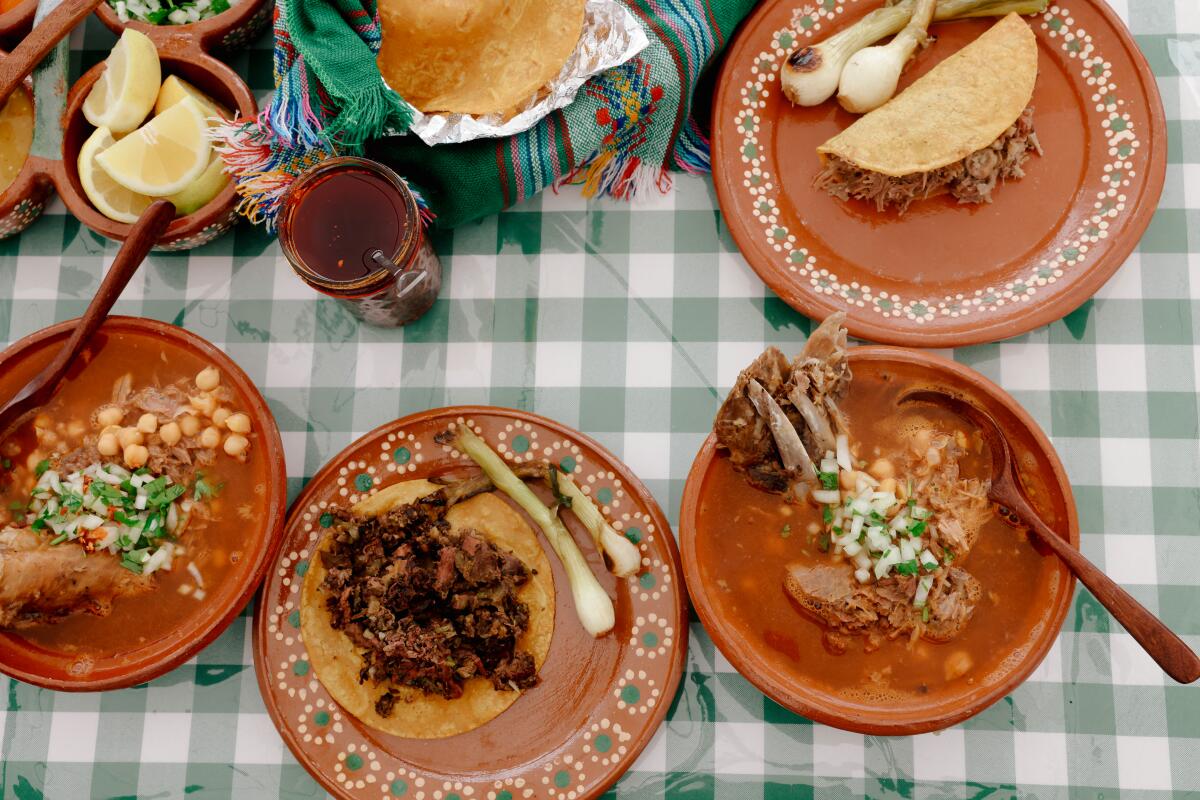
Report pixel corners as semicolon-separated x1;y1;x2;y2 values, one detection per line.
902;388;1200;684
0;200;175;438
0;0;104;106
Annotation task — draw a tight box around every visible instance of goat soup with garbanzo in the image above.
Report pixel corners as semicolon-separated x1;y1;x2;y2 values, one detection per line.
699;314;1060;702
0;334;267;657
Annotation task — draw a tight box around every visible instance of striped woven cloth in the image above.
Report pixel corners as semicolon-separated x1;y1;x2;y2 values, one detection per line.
214;0;755;230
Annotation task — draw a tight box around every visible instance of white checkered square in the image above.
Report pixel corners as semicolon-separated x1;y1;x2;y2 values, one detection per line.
1100;438;1154;487
1110;633;1166;686
185;255;235;301
447;254;498;300
625;341;673;387
629;727;667;773
1116;736;1172;790
813;727;864;779
1104;534;1158;584
535;341;582;387
538;253;586;298
140;712;192;763
234;713;285;765
628;253;675;298
444;341;493;388
13;256;60;300
622;432;673;481
717;341;767;391
1013;731;1069;786
1095;345;1147;391
714;722;765;776
717;251;766;298
355;342;405;388
47;711;99;763
913;729;966;783
265;341;314;388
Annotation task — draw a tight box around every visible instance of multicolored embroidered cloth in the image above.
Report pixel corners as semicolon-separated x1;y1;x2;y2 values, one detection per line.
216;0;756;230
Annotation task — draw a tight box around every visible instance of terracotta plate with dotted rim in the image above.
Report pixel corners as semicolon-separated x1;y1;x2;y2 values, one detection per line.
679;347;1079;734
254;407;687;800
711;0;1166;347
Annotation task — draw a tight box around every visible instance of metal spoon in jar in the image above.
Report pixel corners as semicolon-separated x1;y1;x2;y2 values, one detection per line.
901;388;1200;685
0;200;175;438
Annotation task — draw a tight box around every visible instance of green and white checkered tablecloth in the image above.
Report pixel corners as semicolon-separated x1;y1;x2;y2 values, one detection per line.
2;3;1199;797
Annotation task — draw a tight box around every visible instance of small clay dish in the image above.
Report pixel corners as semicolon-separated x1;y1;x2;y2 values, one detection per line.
679;347;1079;735
0;0;35;50
94;0;274;54
0;316;288;691
58;44;256;250
0;49;54;239
254;407;687;800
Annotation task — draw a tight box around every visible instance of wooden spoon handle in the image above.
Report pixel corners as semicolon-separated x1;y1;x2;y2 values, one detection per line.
39;201;175;386
1020;509;1200;684
0;0;105;106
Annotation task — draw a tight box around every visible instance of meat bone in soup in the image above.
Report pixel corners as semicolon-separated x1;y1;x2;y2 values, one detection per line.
702;313;1056;697
0;335;265;656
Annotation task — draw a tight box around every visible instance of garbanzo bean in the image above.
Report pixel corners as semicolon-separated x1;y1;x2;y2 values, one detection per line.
199;426;221;449
868;458;895;480
97;433;119;457
189;394;217;417
124;443;149;469
196;367;220;392
137;413;158;434
179;415;201;437
225;413;251;434
96;406;123;428
223;433;249;457
37;428;57;446
160;422;182;446
34;413;52;430
25;451;43;470
117;427;144;448
212;408;231;429
67;420;86;439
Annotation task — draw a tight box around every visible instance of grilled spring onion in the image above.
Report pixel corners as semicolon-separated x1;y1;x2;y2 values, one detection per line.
547;469;641;578
781;0;1050;107
837;0;937;113
455;426;616;637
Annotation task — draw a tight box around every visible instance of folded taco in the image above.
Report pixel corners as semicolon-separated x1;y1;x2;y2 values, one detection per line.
301;479;554;739
815;13;1042;212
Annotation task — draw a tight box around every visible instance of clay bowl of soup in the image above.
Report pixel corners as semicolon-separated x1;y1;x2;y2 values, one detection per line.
57;40;256;250
679;347;1078;735
0;50;52;240
94;0;274;53
0;316;287;691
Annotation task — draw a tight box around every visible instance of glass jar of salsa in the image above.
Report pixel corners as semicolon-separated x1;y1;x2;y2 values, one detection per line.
278;157;442;327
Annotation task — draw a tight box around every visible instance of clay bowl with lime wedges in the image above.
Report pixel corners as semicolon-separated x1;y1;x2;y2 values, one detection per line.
56;28;256;250
0;0;36;49
0;48;54;239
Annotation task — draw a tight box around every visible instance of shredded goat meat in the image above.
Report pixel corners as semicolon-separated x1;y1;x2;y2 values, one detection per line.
814;106;1043;213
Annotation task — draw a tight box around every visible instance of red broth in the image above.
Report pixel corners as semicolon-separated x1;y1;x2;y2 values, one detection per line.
0;332;270;659
694;365;1062;702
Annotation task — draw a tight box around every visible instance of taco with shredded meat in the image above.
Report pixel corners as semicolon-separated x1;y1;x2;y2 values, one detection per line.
814;14;1043;213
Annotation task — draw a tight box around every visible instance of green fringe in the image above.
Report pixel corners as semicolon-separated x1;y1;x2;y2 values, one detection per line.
322;80;413;152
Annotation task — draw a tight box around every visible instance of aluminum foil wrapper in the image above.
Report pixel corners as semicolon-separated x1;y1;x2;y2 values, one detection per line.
402;0;649;146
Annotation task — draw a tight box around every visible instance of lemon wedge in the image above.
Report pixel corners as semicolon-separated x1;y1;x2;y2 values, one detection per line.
154;75;232;122
96;96;212;197
82;29;161;134
78;127;154;224
166;154;230;216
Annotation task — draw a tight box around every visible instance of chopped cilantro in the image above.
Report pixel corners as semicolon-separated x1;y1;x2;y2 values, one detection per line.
780;523;792;539
822;505;833;524
944;548;955;563
191;472;222;502
895;559;920;576
817;532;830;553
34;459;50;477
921;605;931;623
908;520;928;538
818;471;839;491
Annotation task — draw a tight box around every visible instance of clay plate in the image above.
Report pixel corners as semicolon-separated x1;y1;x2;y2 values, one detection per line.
0;316;288;691
712;0;1166;347
679;347;1079;734
254;407;687;800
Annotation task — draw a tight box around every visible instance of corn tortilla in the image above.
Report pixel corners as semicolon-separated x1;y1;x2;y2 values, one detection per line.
301;479;555;739
817;14;1039;177
377;0;586;115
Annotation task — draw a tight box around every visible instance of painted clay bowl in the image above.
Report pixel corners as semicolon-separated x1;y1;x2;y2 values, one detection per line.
679;347;1079;734
94;0;274;53
0;48;54;239
712;0;1166;347
0;316;288;691
255;407;688;800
